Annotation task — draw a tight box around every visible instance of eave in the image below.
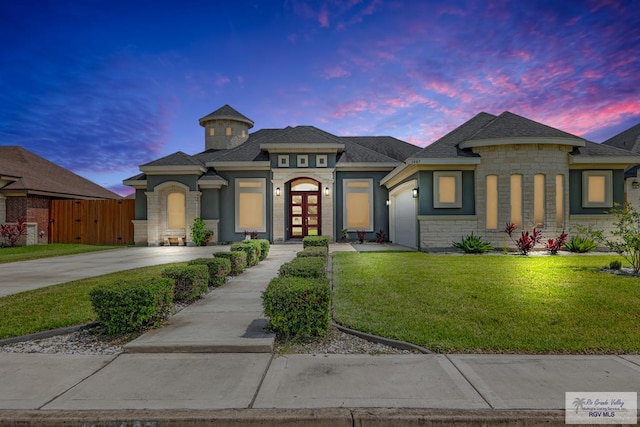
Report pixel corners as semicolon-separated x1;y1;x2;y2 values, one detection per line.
260;143;345;153
123;179;147;189
459;136;585;150
140;165;207;175
208;161;271;171
569;156;640;166
381;158;479;188
335;162;397;172
197;178;228;189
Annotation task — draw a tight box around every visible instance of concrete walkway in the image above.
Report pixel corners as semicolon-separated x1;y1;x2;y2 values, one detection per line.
0;244;638;426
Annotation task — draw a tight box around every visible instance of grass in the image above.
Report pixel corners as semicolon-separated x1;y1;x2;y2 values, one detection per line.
0;244;123;264
332;252;640;354
0;263;187;339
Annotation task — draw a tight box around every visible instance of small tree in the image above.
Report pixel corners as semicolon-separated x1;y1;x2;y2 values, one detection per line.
190;218;213;246
586;203;640;273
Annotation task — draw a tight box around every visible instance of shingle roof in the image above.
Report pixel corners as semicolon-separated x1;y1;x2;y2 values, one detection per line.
0;146;120;199
198;104;254;128
572;140;639;157
602;122;640;153
411;112;496;158
468;111;579;140
343;136;420;161
141;151;204;167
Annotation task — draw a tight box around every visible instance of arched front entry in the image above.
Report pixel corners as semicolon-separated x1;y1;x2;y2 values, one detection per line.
289;178;321;238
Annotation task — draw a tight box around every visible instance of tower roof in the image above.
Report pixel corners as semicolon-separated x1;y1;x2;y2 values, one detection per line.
198;104;254;128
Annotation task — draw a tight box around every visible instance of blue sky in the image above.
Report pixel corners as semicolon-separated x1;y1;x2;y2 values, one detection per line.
1;0;639;196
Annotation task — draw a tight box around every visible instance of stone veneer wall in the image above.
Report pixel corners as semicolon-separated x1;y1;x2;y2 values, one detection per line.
145;182;201;246
419;143;624;250
271;169;335;242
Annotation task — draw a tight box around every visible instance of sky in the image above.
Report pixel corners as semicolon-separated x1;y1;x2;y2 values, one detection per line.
1;0;639;196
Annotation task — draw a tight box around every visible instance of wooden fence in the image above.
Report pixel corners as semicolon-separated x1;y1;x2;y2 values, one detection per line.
50;199;135;245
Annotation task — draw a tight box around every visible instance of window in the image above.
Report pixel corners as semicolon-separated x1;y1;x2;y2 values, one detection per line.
433;171;462;208
297;155;308;168
556;175;564;227
167;193;185;229
235;179;266;232
486;175;498;229
241;129;246;137
278;155;289;167
582;171;612;208
208;127;215;136
343;179;373;231
316;155;327;168
510;174;522;227
534;174;545;227
226;126;232;136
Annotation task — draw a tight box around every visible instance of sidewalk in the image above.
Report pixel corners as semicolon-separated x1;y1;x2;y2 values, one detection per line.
0;244;638;426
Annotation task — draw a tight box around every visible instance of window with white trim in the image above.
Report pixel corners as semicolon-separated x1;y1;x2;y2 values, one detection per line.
297;155;308;168
316;155;327;168
582;171;612;208
167;192;185;229
235;179;266;232
278;155;289;167
343;179;373;231
433;171;462;208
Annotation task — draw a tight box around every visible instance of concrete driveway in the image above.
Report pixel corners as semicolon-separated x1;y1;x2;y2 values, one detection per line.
0;246;226;297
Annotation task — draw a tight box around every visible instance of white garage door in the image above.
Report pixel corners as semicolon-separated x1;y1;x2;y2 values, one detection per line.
391;186;417;248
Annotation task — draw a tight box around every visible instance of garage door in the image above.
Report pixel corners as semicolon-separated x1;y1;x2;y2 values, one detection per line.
391;186;417;248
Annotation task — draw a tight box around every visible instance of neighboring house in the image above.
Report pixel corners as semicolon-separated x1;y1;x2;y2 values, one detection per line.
602;122;640;186
125;105;640;249
0;146;120;244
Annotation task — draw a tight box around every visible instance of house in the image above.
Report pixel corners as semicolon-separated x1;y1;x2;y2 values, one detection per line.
602;122;640;187
125;105;640;249
0;146;120;244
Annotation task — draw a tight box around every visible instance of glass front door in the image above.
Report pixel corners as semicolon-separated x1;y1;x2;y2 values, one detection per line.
290;191;321;238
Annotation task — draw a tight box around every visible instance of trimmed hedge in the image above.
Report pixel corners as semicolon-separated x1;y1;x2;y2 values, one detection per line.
303;236;329;248
231;241;261;267
255;239;270;261
213;251;247;276
262;277;331;338
162;264;209;303
279;256;327;278
90;277;174;335
297;246;328;258
188;257;231;288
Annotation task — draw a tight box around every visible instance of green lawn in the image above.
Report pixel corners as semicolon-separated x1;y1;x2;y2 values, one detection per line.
0;244;123;264
0;263;186;339
332;252;640;354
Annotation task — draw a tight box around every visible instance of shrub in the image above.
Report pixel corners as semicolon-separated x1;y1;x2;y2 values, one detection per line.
452;232;493;254
564;235;597;253
585;203;640;273
188;258;231;287
303;235;329;248
90;277;174;335
213;251;247;276
356;230;366;243
504;223;542;255
255;239;270;261
545;231;568;255
375;229;387;244
279;257;327;278
0;217;27;248
296;246;329;258
609;260;623;270
262;277;331;338
190;218;214;246
162;264;209;303
231;241;261;266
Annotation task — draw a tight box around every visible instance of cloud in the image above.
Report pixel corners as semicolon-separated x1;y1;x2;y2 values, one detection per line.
323;66;351;79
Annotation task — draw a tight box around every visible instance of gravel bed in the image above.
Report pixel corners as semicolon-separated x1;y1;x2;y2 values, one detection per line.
0;329;125;355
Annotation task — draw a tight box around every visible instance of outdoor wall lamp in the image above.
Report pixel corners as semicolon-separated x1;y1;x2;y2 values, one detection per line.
633;180;640;189
275;187;281;196
386;199;390;206
324;186;330;196
412;188;419;198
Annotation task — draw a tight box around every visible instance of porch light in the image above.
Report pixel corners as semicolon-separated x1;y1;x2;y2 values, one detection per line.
386;199;390;206
412;187;419;198
324;186;330;196
276;187;281;196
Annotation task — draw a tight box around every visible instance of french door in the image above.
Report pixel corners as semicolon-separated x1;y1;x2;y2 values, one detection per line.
289;191;321;238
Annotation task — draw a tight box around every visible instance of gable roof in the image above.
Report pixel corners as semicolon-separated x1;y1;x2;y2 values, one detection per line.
198;104;254;128
602;122;640;153
0;146;120;199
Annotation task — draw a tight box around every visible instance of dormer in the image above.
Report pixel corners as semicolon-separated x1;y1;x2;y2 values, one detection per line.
198;104;254;151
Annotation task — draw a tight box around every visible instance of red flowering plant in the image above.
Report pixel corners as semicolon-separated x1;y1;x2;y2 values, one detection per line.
545;231;568;255
0;217;27;248
504;222;543;255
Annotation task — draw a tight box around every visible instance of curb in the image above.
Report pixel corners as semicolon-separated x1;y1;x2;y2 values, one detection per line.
0;408;568;426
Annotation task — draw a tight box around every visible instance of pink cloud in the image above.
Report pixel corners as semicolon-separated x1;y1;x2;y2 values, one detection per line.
318;7;330;27
583;70;603;79
216;75;230;87
323;66;350;79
